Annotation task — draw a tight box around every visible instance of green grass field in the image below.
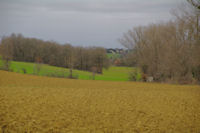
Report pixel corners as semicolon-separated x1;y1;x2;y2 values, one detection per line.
107;53;121;59
0;59;137;81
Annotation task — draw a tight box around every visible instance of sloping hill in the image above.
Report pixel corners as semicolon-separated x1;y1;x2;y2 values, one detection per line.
0;60;135;81
0;70;200;132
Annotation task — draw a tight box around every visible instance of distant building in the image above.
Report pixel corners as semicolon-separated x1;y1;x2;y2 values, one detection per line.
106;48;128;55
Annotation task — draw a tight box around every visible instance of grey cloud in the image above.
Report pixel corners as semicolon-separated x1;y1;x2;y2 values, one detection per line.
0;0;184;48
46;1;176;13
0;0;182;14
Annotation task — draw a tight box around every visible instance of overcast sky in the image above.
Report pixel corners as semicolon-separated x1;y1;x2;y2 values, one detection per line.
0;0;184;48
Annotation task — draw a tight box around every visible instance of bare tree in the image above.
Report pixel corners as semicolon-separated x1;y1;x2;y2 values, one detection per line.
0;33;110;78
92;47;109;74
91;66;97;80
0;36;14;70
187;0;200;10
120;5;200;83
62;44;76;78
34;56;43;75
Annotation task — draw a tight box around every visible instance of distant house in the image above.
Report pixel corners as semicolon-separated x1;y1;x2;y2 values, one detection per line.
106;48;116;54
106;48;129;55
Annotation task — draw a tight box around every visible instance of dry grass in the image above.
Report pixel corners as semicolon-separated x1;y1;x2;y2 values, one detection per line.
0;70;200;133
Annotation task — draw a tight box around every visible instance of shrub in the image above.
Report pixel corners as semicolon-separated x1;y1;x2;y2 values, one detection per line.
129;69;141;81
0;60;11;71
22;68;26;74
68;73;78;79
192;66;200;84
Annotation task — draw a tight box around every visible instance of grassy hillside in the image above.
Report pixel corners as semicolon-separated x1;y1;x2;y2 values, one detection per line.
107;53;121;59
0;59;135;81
0;70;200;132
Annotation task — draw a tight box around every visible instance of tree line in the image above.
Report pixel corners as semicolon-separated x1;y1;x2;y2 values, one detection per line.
0;34;109;76
120;1;200;84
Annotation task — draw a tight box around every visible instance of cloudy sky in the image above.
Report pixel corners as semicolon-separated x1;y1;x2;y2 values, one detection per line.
0;0;183;48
